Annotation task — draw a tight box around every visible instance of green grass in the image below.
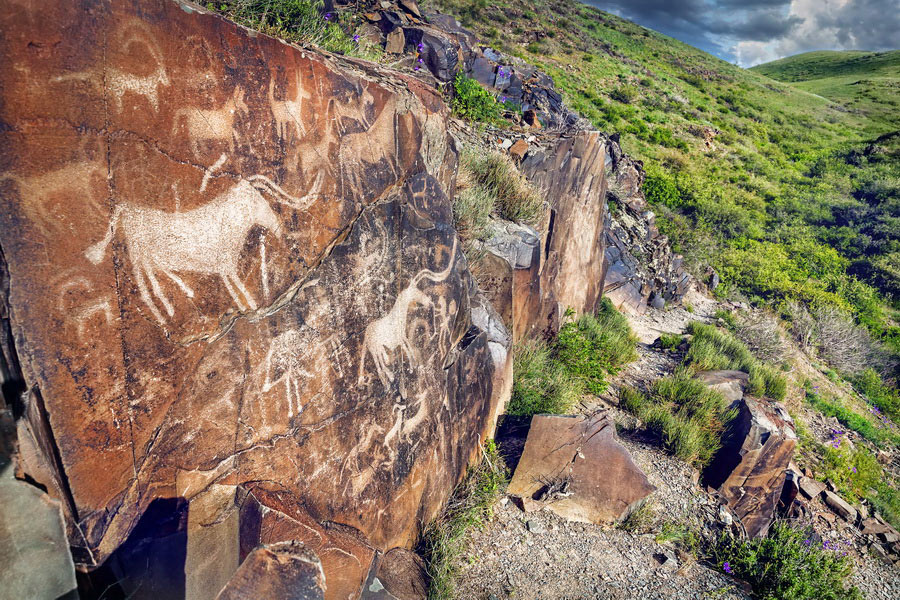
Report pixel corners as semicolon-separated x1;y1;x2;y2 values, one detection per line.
710;521;862;600
419;440;509;600
622;371;737;467
555;298;638;394
459;149;544;227
803;382;900;448
657;332;682;350
509;338;583;416
684;322;787;401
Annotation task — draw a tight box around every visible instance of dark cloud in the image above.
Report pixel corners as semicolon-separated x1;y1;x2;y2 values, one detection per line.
583;0;899;66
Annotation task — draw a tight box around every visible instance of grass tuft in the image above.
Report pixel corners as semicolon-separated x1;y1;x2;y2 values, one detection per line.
509;338;583;416
461;150;544;226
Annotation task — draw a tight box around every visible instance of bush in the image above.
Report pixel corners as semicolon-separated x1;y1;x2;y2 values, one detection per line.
610;84;638;104
710;522;862;600
420;440;508;599
461;150;544;226
509;339;583;416
555;298;638;394
621;371;737;467
658;333;682;350
734;311;786;363
684;322;787;400
450;72;502;124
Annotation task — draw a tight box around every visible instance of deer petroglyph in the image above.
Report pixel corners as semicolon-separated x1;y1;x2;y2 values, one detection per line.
172;86;249;156
358;238;458;387
268;75;311;140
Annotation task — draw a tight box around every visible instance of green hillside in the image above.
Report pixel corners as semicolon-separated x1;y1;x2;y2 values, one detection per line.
752;50;900;132
434;0;900;366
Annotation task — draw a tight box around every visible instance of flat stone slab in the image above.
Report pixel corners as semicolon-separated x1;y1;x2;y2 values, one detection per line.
508;412;655;523
823;490;858;522
215;541;325;600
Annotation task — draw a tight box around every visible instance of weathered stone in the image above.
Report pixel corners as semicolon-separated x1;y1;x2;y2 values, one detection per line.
0;0;510;576
385;28;405;53
216;541;326;600
798;476;827;500
704;396;797;538
862;517;894;536
523;109;541;129
402;26;459;82
824;491;858;522
509;139;529;161
0;467;77;599
369;548;427;600
398;0;422;19
508;412;655;523
521;132;608;334
694;370;749;404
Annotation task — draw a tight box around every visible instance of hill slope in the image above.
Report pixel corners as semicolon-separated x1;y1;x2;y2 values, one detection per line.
752;50;900;132
434;0;899;362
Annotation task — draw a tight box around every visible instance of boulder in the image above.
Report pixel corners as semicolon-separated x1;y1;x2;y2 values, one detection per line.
798;476;826;500
364;548;427;600
694;370;750;404
402;26;459;82
508;412;655;523
385;28;405;53
823;491;858;522
0;0;510;578
509;139;529;161
704;396;797;538
216;542;326;600
861;517;894;536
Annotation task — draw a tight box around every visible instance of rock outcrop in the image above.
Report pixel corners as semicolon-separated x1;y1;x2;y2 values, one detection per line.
602;137;692;314
508;412;655;523
0;1;511;594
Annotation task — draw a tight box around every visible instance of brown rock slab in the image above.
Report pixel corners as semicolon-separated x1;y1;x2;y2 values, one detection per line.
509;139;529;161
385;28;405;53
798;476;826;500
704;396;797;538
523;109;541;129
694;370;749;404
399;0;422;18
862;518;893;536
216;541;326;600
1;0;510;572
508;412;655;523
823;490;858;522
366;548;427;600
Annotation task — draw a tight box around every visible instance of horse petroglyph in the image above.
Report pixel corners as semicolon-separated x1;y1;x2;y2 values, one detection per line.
358;238;458;387
83;172;312;325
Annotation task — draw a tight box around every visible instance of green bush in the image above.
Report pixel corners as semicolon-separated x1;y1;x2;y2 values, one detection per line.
420;440;508;600
710;522;862;600
610;84;638;104
621;371;737;467
509;339;583;416
450;72;502;124
657;333;682;350
555;298;638;394
643;171;682;208
685;322;786;400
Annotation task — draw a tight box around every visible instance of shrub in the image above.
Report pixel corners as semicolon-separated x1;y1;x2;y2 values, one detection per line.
555;298;638;394
710;522;862;600
621;372;737;467
685;322;786;401
450;72;502;124
643;171;682;208
420;440;508;599
657;333;682;350
734;311;786;363
509;339;583;416
461;151;544;226
610;84;638;104
713;308;738;330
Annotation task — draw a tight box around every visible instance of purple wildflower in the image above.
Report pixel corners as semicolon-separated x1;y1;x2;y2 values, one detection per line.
418;58;424;63
414;65;420;71
353;34;360;42
803;539;811;546
324;12;332;21
851;466;857;473
417;42;424;52
723;562;732;574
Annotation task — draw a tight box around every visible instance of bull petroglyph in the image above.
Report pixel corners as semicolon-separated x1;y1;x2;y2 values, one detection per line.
358;238;458;387
52;22;169;112
268;75;311;140
172;86;248;156
83;172;313;325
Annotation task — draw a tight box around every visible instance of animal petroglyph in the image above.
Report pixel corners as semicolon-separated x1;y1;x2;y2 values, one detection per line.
172;87;248;156
358;238;458;387
83;173;311;325
1;161;106;236
52;22;169;112
57;277;116;337
261;330;313;419
268;76;311;140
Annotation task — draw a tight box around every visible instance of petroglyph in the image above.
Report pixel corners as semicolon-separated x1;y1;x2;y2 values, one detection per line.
268;75;311;140
261;330;313;418
83;172;313;324
52;22;169;112
358;239;457;387
57;277;116;337
172;87;248;156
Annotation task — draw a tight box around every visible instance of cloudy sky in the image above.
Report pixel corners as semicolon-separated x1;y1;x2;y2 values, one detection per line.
584;0;899;67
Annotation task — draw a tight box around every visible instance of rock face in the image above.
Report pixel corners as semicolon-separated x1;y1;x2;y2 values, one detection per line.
694;370;750;404
508;412;655;523
0;0;510;585
216;541;326;600
704;395;797;538
602;137;692;314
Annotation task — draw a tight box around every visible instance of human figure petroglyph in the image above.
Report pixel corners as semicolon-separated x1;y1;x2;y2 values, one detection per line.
52;22;169;112
83;172;312;325
358;238;458;387
268;75;311;140
261;330;313;419
172;87;248;156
